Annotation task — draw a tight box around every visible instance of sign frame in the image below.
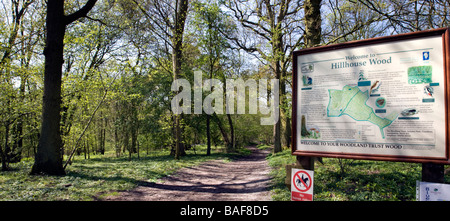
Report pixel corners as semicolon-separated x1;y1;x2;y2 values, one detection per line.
292;28;450;164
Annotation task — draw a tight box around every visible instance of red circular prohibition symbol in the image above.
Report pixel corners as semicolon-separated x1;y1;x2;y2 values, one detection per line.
293;171;312;192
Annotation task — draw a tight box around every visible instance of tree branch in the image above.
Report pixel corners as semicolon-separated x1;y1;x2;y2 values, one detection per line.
64;0;97;25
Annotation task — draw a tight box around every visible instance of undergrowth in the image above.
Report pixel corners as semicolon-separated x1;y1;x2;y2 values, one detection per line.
267;149;450;201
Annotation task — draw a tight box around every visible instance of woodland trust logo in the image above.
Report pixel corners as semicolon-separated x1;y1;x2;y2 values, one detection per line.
171;71;279;125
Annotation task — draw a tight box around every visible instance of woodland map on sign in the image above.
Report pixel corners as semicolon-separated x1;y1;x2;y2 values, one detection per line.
327;85;398;138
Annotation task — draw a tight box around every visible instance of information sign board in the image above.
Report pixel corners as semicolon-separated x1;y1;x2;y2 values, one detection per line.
292;28;450;164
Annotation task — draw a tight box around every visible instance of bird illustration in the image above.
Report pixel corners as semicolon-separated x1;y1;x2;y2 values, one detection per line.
424;85;433;97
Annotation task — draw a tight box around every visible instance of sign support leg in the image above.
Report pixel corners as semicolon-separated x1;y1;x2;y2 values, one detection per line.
422;163;444;183
285;156;315;189
296;156;314;170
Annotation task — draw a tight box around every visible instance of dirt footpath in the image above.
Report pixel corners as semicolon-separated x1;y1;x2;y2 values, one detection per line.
104;146;272;201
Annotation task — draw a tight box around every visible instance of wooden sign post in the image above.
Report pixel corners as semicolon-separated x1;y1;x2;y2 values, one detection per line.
422;163;444;183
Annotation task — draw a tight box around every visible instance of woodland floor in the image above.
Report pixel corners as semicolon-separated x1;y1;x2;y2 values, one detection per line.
104;146;272;201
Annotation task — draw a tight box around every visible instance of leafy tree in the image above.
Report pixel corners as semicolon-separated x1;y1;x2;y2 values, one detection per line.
0;0;42;171
192;1;236;154
130;0;190;159
223;0;305;153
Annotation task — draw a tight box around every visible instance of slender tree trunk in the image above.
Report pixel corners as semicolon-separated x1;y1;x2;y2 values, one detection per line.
114;125;120;157
87;136;90;159
212;114;230;148
2;123;10;171
102;126;106;154
206;115;211;155
272;37;282;153
84;140;87;160
0;139;7;171
226;114;234;151
285;114;291;148
273;108;282;152
223;76;234;152
172;0;189;160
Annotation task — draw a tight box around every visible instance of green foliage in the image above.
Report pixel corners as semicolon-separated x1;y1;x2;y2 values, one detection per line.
266;149;297;201
256;144;272;150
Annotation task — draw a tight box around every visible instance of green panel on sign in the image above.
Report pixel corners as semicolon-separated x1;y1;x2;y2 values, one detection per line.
408;66;432;84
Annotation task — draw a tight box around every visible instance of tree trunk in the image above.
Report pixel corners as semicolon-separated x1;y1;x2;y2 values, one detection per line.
304;0;322;48
115;125;120;157
84;140;87;160
223;76;234;152
226;114;234;152
30;0;97;175
272;41;282;153
206;115;211;156
0;142;7;171
30;0;66;175
273;114;282;152
2;123;10;171
172;0;189;160
212;114;231;150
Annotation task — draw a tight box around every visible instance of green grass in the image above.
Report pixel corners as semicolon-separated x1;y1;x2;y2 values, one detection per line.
0;145;244;201
267;149;450;201
256;144;272;150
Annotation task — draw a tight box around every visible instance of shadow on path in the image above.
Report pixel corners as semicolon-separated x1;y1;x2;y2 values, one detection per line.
104;146;272;201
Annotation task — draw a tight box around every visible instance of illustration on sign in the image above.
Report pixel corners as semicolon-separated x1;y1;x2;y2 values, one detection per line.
291;168;314;201
293;170;312;192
